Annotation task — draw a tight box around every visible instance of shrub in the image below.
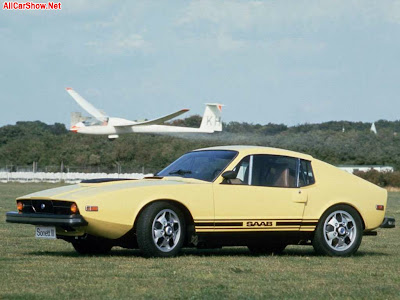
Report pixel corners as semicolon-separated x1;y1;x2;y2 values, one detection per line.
353;170;400;187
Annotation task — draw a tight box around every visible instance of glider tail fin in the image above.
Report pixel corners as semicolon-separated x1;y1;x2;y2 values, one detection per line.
200;103;223;132
70;112;87;128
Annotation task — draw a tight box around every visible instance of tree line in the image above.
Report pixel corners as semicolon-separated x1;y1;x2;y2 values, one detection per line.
1;118;400;175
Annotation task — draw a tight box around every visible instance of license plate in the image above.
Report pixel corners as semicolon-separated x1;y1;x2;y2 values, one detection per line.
35;226;56;239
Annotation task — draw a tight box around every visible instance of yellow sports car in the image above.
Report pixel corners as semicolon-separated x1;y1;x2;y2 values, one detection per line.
6;146;395;257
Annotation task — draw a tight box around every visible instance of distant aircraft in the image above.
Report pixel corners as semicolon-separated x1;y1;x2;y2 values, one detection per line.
66;88;223;140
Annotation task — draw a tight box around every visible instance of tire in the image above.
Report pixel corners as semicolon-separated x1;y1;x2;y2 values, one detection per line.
312;205;363;257
72;235;113;255
136;202;186;257
248;244;286;255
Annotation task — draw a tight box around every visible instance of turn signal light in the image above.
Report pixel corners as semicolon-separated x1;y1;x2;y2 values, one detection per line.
70;203;78;214
17;201;23;212
376;205;384;211
85;206;98;212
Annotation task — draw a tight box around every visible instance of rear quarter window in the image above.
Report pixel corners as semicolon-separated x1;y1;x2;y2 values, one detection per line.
299;160;315;187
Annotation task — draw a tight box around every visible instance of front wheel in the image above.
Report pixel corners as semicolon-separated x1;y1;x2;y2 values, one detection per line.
313;205;363;256
136;202;185;257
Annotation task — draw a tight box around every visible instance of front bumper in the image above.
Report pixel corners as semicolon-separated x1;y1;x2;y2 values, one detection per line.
6;211;88;227
380;217;396;228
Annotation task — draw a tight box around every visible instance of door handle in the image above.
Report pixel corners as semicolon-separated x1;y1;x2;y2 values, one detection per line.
293;190;307;203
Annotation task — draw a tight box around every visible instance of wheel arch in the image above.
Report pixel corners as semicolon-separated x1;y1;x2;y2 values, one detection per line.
318;202;366;230
133;199;195;245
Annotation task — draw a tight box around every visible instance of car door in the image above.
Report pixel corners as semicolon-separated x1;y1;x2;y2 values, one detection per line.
212;154;309;232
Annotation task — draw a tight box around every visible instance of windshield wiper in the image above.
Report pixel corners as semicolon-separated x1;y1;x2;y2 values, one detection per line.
168;169;192;175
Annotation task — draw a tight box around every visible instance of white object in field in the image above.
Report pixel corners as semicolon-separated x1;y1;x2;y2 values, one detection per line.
337;165;393;174
66;88;223;138
0;171;148;184
370;122;377;134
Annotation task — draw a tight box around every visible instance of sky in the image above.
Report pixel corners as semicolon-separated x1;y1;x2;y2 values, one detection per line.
1;0;400;127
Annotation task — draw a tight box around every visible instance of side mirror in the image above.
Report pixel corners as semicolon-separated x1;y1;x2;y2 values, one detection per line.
221;170;237;180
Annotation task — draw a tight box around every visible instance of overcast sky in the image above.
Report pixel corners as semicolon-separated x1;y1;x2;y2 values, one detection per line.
1;0;400;127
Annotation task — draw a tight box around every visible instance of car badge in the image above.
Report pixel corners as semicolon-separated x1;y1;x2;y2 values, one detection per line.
41;203;46;210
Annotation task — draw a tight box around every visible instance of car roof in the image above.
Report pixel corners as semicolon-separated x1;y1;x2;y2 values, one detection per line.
194;145;314;160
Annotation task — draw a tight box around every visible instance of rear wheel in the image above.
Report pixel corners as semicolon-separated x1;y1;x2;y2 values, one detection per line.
313;205;362;256
136;202;185;257
72;235;113;255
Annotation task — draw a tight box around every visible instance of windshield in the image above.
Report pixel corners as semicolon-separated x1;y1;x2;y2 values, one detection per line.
156;150;237;182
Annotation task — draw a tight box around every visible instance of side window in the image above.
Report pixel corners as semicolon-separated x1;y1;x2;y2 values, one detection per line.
231;156;250;185
252;155;297;188
299;160;315;187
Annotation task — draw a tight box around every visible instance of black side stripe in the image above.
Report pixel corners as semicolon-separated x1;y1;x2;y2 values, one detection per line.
207;227;307;230
195;222;243;227
272;221;318;226
276;221;302;226
194;222;214;227
197;219;303;222
215;222;242;226
195;221;318;227
301;222;319;226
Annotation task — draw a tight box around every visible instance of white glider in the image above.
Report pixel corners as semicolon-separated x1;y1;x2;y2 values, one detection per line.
66;88;223;139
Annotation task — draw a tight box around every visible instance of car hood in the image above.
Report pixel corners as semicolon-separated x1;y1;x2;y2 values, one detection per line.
17;177;208;201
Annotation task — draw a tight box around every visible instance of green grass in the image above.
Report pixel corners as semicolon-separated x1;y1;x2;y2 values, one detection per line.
1;183;399;299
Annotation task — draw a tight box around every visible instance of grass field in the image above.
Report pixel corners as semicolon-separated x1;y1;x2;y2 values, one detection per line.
0;183;399;299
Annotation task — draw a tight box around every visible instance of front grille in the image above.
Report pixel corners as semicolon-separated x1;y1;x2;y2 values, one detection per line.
18;200;78;215
32;200;53;213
